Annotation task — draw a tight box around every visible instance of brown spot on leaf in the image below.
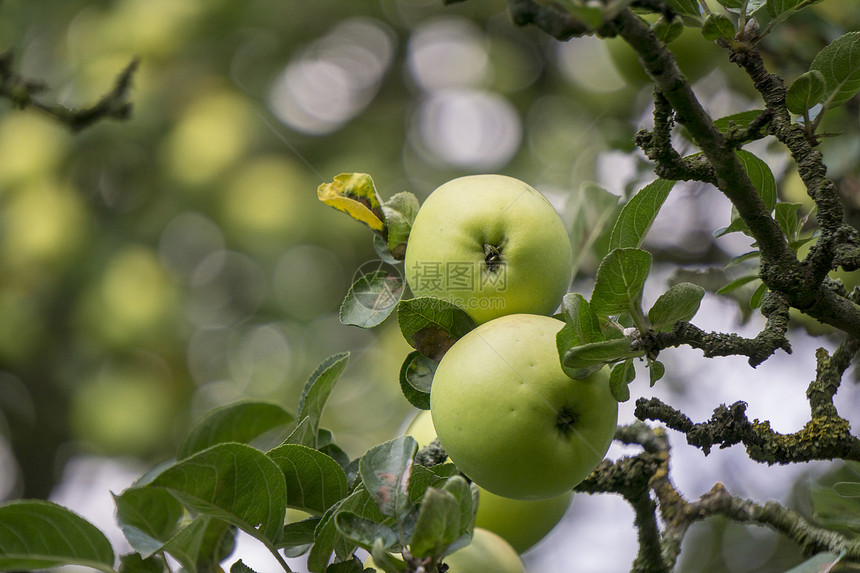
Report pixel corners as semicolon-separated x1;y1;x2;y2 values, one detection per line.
411;327;458;361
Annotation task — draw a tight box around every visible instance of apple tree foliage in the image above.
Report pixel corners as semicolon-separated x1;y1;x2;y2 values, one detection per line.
2;0;860;572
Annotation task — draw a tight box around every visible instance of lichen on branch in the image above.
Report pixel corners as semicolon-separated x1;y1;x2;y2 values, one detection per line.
580;423;860;570
472;0;860;570
640;290;792;367
634;336;860;464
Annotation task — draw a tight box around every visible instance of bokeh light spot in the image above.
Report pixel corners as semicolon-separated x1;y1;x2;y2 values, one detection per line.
407;17;490;91
411;88;521;170
162;90;255;186
268;18;396;135
2;180;88;269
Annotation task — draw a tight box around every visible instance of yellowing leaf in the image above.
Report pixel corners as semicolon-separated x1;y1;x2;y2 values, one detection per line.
317;173;385;232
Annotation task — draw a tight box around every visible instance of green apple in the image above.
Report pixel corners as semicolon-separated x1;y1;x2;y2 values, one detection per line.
431;314;618;500
404;174;573;325
365;527;526;573
405;410;572;553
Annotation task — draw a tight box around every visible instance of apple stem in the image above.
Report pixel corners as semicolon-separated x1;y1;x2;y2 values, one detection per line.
555;407;577;436
483;244;503;272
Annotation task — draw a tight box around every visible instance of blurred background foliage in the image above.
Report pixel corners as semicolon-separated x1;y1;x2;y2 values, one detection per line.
0;0;858;571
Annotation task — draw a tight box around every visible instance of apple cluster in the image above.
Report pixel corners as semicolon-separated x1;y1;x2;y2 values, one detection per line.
402;175;619;558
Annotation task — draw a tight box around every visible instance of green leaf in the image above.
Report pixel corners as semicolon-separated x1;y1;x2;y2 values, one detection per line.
359;436;418;519
114;486;184;558
118;553;165;573
786;70;827;115
569;183;620;278
374;234;400;264
334;512;399;550
775;202;803;241
558;293;605;346
590;248;652;317
150;443;287;546
714;149;777;237
722;0;767;13
736;150;777;213
178;401;295;460
340;268;404;329
557;293;606;379
308;486;387;573
441;479;477;559
767;0;821;18
231;560;259;573
648;282;705;331
397;297;476;360
163;517;235;573
324;556;367;573
319;441;351;475
713;110;768;133
563;337;640;372
285;416;316;449
0;500;115;573
382;192;420;261
409;489;463;559
713;206;751;238
833;481;860;498
750;281;768;309
609;179;676;250
716;274;761;295
726;250;761;268
408;464;458;505
279;517;320;557
317;173;385;233
649;360;666;386
810;481;860;533
811;32;860;110
609;360;635;402
750;0;769;14
267;443;349;515
784;552;844;573
298;353;350;447
790;234;818;252
369;538;406;572
399;351;437;410
665;0;701;16
652;16;684;44
701;13;735;41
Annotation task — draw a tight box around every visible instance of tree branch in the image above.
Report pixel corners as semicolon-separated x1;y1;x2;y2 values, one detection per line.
577;424;672;573
634;392;860;465
579;423;860;570
610;9;860;339
728;42;860;304
689;483;860;559
507;0;591;40
504;2;860;338
634;91;717;184
0;51;138;131
639;290;792;367
610;10;797;269
595;424;860;568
